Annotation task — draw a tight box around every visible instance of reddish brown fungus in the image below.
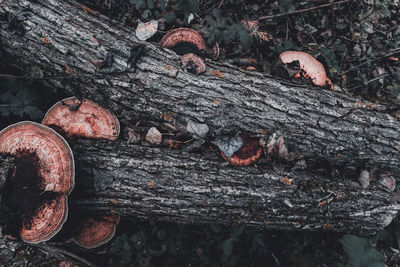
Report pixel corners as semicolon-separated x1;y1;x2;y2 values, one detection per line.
21;195;68;243
279;51;333;89
220;132;262;166
160;28;206;55
42;97;120;141
73;215;120;249
181;53;206;74
0;121;74;194
0;121;74;243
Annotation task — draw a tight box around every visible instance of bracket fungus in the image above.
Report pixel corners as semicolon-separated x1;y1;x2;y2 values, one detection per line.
219;132;263;166
160;28;206;55
0;121;74;243
73;215;120;249
279;51;333;89
181;53;206;74
42;97;120;141
42;98;121;248
160;28;219;74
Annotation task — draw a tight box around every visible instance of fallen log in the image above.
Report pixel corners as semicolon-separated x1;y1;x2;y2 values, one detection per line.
0;0;400;234
69;139;400;234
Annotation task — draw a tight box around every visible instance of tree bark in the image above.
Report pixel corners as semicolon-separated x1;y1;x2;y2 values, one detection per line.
68;139;400;234
0;0;400;234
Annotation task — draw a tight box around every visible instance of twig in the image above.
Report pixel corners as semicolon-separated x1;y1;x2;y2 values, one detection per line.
34;243;97;267
343;48;400;74
259;0;353;20
364;73;389;84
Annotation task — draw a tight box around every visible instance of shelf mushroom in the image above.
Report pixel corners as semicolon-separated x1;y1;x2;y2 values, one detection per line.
42;97;121;248
73;215;120;249
279;51;333;90
0;121;74;243
160;27;219;74
219;132;263;167
42;97;120;141
181;53;206;74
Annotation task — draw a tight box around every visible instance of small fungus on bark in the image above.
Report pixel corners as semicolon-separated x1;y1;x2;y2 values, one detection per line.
220;132;263;166
42;97;120;141
0;121;74;243
209;42;220;60
279;51;333;89
73;215;120;249
160;28;206;56
160;28;219;74
0;121;74;194
181;53;206;74
20;195;68;243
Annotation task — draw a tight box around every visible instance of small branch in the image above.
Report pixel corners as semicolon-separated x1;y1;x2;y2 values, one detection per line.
34;243;97;267
259;0;353;20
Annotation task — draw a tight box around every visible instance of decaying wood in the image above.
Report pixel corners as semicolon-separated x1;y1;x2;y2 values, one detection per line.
69;139;400;234
0;0;400;235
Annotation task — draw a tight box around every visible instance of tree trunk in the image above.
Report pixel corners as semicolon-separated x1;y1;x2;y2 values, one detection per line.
0;0;400;234
68;139;399;234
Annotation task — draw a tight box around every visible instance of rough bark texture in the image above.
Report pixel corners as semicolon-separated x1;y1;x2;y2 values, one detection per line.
69;139;400;234
0;0;400;235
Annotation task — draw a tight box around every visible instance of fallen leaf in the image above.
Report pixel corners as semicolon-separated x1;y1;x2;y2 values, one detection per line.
210;70;224;78
187;120;209;139
145;127;162;144
168;140;179;149
323;223;331;229
365;102;375;109
212;133;243;159
163;65;174;70
127;128;141;144
160;112;175;122
256;31;274;42
135;20;159;41
82;5;99;14
65;64;72;74
280;177;293;186
41;37;50;44
147;181;154;187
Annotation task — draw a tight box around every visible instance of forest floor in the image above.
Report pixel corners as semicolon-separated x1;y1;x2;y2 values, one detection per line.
0;0;400;266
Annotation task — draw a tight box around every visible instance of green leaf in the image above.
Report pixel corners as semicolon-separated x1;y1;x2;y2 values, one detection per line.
278;0;296;14
160;0;166;11
238;28;252;49
163;12;176;24
146;0;154;9
340;235;385;267
142;9;151;19
134;0;146;9
223;28;236;43
205;15;218;28
212;8;221;19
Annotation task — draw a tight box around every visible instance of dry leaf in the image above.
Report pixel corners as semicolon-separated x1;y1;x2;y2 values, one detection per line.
186;120;209;139
41;37;50;44
145;127;162;144
210;70;224;78
135;20;158;41
212;133;243;159
82;5;99;14
65;64;72;74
